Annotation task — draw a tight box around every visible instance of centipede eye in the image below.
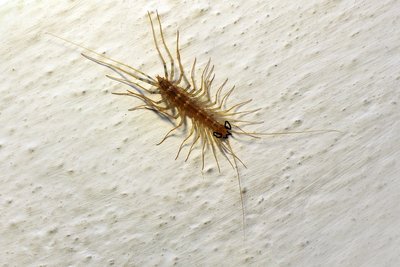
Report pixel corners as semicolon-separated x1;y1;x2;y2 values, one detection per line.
213;132;222;138
224;121;231;130
223;132;232;139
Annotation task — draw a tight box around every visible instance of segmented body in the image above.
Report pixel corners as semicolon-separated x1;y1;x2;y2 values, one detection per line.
157;76;231;140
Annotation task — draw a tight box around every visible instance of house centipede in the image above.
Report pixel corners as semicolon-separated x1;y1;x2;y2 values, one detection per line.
48;10;340;238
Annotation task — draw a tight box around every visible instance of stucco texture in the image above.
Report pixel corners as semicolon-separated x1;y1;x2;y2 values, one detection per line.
1;1;399;266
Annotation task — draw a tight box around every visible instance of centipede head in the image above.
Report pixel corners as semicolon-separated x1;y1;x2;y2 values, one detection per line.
213;121;232;139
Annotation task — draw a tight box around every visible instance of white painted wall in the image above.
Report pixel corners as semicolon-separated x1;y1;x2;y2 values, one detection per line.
1;1;399;266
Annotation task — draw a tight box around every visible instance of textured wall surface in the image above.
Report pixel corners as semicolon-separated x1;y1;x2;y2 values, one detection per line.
1;1;399;266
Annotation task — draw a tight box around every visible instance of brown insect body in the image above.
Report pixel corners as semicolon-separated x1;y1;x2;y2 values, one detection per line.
156;76;231;139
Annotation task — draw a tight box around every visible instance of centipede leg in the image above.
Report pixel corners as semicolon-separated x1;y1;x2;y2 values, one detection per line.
188;58;198;93
193;59;210;97
47;33;156;84
127;104;175;120
225;99;253;113
221;142;247;168
156;115;184;145
198;65;214;100
112;90;159;106
81;53;156;86
218;85;235;109
175;123;195;160
200;129;208;171
208;78;228;107
148;11;169;78
105;75;156;94
156;11;175;81
208;132;221;173
226;108;261;117
185;126;201;162
226;140;246;239
175;31;191;88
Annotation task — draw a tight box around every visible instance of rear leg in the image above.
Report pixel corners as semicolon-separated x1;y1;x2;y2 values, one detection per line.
105;75;157;94
47;32;156;84
112;90;159;105
128;105;176;120
81;53;156;86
